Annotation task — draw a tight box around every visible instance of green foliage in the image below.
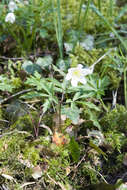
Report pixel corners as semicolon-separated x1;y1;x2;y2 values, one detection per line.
23;146;40;165
36;55;53;69
117;183;127;190
85;109;102;130
69;137;80;162
0;75;15;92
105;131;126;152
6;100;28;123
82;162;99;184
0;132;28;164
10;113;38;133
61;105;81;124
1;0;127;189
100;104;127;133
22;60;41;75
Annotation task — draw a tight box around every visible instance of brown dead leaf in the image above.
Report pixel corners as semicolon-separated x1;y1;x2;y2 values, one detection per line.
32;165;42;179
52;132;68;146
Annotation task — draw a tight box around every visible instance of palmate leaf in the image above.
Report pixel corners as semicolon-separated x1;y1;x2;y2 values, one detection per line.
25;72;51;94
20;91;49;99
22;60;41;75
78;101;100;111
61;105;80;124
36;55;53;69
86;109;101;130
87;75;110;98
68;75;110;99
43;99;51;113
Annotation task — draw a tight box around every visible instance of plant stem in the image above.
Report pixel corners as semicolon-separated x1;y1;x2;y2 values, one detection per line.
98;0;101;12
81;0;92;31
109;0;113;16
100;98;108;112
77;0;84;28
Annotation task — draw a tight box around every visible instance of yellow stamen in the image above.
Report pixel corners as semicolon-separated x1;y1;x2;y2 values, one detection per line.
72;70;81;77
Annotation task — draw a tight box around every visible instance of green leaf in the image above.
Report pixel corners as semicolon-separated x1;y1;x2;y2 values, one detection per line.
25;73;45;91
0;75;15;92
39;29;49;38
90;4;127;53
73;92;81;101
79;101;100;111
6;100;28;122
43;99;51;113
47;77;62;88
80;35;94;51
36;55;53;69
52;65;65;77
56;59;69;71
87;110;101;130
69;137;80;162
22;60;41;75
115;5;127;22
25;72;51;94
87;75;110;98
89;141;107;158
61;106;80;124
20;91;49;99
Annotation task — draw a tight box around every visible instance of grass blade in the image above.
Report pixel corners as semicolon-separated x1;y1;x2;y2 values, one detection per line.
52;0;63;59
91;4;127;53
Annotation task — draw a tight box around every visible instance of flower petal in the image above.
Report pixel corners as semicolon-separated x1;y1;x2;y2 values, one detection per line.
5;13;15;23
77;64;83;69
65;73;72;80
79;77;87;85
71;79;78;87
82;67;94;76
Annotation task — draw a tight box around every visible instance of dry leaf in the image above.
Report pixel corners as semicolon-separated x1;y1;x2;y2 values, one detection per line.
52;132;68;146
32;165;42;179
66;167;71;176
2;143;8;151
1;173;16;183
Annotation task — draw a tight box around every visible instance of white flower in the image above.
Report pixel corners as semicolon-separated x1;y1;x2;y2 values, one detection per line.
8;1;17;12
65;64;94;87
5;13;16;23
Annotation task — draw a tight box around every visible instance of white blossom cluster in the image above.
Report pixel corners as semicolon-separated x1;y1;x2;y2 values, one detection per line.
5;1;17;23
5;1;19;24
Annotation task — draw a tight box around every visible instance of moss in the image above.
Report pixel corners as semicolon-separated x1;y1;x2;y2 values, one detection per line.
104;130;126;152
100;104;127;133
23;146;41;166
0;132;28;179
0;108;5;129
10;111;39;133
